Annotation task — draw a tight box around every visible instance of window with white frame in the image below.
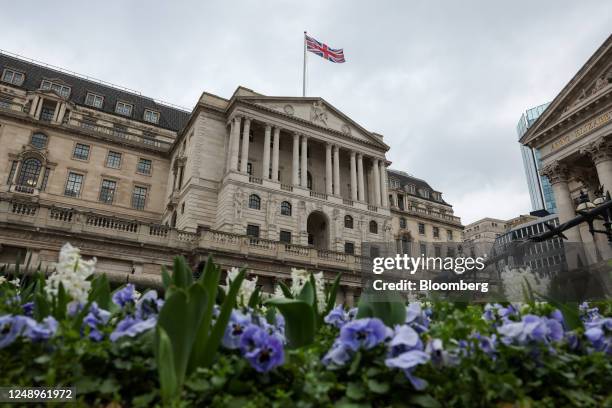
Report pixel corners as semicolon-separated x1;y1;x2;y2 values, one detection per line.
143;109;160;124
85;92;104;108
40;80;71;98
1;69;25;86
115;101;133;116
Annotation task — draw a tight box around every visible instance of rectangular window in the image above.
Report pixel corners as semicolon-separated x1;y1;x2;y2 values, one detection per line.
279;230;292;243
137;158;152;175
85;92;104;108
143;109;160;124
41;80;71;98
420;243;427;256
447;247;455;257
73;143;90;160
434;246;441;257
418;223;425;235
99;179;117;204
132;186;147;210
106;151;122;168
41;167;51;191
447;230;453;241
246;224;260;238
344;242;355;255
7;161;17;183
433;227;440;238
115;101;133;116
64;172;83;197
1;69;25;86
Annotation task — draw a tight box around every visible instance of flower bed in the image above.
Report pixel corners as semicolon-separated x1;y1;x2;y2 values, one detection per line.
0;244;611;407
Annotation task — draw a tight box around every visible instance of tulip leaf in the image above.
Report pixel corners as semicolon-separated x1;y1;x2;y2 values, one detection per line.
265;298;315;348
172;256;193;289
278;281;293;298
298;280;315;306
200;268;246;368
156;326;178;403
161;266;172;289
88;274;111;310
325;272;343;315
248;286;261;309
356;292;406;327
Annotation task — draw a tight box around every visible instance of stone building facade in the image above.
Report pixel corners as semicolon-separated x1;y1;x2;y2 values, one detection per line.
520;34;612;262
0;51;462;302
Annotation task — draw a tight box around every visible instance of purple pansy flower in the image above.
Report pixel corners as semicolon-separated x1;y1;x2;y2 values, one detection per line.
322;339;353;367
405;303;430;333
22;302;34;317
324;304;348;329
135;290;164;320
83;302;111;341
389;325;422;357
339;318;388;351
0;315;27;348
112;284;138;308
110;316;156;342
239;324;284;373
385;349;430;390
222;310;252;349
23;316;58;342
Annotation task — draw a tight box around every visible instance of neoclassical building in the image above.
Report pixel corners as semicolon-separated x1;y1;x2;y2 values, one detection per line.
0;50;461;302
520;34;612;262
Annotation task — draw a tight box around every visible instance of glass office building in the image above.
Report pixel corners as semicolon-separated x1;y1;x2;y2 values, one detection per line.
517;102;557;214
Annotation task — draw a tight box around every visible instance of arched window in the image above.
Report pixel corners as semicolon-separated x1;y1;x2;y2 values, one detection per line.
280;201;292;216
249;194;261;210
344;215;353;229
31;132;48;149
16;158;42;187
399;217;406;229
369;220;378;234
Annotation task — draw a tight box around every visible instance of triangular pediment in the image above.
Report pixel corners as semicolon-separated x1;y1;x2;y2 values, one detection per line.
524;35;612;140
236;94;388;149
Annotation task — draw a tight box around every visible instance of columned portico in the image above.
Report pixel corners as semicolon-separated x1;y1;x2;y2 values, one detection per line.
325;143;333;194
583;138;612;194
350;151;358;200
357;153;365;201
541;162;581;242
333;145;340;195
240;117;251;173
292;133;300;186
271;127;280;182
300;135;308;188
262;124;271;179
373;159;381;206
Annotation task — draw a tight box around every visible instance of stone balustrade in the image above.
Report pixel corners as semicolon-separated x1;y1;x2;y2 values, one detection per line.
0;198;365;273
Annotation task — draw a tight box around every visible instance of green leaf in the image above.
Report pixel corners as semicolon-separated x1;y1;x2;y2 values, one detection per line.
248;285;261;309
189;257;221;373
278;281;294;298
309;273;320;322
409;394;442;408
325;272;343;315
265;298;315;348
366;379;389;394
200;268;246;367
536;294;581;330
161;266;172;289
88;274;111;310
346;382;365;400
356;292;406;327
156;326;178;403
172;256;193;289
298;280;315;306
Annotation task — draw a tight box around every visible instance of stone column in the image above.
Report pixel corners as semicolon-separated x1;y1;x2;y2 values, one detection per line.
300;135;308;188
541;162;581;242
229;116;241;171
333;145;340;196
272;127;280;182
325;143;333;194
357;154;365;201
373;159;381;206
583;139;612;195
262;124;271;179
292;133;300;186
240;118;251;173
226;120;234;172
350;151;358;201
380;160;389;208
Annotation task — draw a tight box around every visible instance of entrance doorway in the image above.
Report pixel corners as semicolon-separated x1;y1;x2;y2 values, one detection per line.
307;211;329;249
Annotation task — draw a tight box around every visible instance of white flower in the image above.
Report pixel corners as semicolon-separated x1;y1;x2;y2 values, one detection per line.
10;278;20;287
45;243;97;303
501;266;549;301
224;267;258;307
0;276;6;285
288;268;326;311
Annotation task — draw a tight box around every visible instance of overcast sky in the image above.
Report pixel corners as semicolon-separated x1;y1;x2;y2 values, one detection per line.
3;1;611;224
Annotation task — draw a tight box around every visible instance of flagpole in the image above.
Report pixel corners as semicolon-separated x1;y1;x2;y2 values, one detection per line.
302;31;307;97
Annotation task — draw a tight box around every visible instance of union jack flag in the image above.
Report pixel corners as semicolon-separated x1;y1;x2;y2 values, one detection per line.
306;35;346;63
